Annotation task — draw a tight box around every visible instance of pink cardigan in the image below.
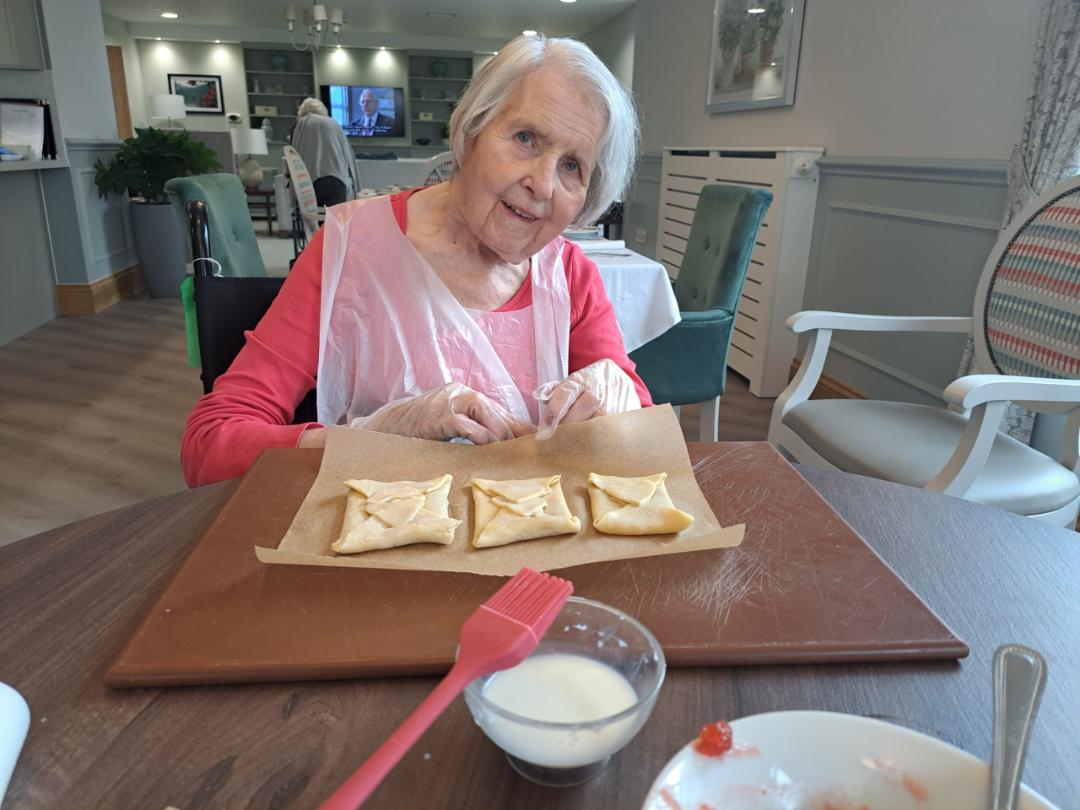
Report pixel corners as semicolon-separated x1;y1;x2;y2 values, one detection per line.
181;190;652;486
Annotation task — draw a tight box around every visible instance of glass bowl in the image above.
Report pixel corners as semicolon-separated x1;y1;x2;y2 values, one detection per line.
464;596;666;787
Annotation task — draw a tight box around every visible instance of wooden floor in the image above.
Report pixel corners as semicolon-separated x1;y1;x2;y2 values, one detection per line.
0;299;774;547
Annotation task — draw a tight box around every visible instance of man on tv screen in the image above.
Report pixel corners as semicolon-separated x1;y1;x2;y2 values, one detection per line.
349;88;394;136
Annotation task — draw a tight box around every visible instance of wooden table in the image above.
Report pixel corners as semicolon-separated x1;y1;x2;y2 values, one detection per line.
2;447;1078;809
245;188;276;236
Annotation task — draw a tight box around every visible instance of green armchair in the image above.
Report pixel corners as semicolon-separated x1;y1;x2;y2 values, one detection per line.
629;184;772;440
165;173;267;278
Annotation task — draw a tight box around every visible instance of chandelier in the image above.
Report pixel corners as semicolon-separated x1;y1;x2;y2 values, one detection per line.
284;4;344;51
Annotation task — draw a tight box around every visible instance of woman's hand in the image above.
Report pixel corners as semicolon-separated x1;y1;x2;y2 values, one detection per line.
533;359;642;440
352;383;535;444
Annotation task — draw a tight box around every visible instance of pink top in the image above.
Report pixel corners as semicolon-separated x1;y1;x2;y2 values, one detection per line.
181;189;653;487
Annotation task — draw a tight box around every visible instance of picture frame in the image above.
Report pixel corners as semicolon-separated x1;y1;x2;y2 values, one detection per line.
706;0;806;114
167;73;225;115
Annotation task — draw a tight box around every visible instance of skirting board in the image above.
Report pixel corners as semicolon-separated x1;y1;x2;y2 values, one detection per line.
789;359;867;400
56;265;144;316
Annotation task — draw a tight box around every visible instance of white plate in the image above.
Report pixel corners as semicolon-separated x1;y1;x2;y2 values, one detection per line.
642;711;1058;810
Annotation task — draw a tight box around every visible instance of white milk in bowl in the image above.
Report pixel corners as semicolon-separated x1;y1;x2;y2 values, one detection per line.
482;653;640;767
464;596;667;787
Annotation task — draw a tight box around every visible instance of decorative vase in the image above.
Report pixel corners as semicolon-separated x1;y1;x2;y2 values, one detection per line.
238;156;264;189
130;203;187;298
261;117;274;143
430;60;448;77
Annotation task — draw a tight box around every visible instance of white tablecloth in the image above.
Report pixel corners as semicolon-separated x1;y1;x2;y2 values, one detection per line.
354;158;431;191
588;249;681;352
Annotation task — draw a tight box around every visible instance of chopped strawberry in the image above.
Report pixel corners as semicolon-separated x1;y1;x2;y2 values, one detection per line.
692;720;733;757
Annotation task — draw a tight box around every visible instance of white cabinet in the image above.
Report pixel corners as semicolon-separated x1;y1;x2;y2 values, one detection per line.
657;146;823;397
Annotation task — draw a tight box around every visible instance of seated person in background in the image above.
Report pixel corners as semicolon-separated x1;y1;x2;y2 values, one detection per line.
182;34;650;487
290;97;356;206
349;88;395;136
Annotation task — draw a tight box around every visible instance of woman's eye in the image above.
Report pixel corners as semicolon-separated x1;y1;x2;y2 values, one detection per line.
515;131;532;145
563;160;580;174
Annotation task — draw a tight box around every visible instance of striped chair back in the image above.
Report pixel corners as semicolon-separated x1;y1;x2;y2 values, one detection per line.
984;185;1080;378
424;160;453;187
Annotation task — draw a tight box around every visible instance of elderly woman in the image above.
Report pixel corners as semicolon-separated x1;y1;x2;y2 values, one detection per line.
290;97;356;205
182;35;651;486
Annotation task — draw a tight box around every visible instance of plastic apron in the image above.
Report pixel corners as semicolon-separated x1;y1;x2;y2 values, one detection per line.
316;196;571;427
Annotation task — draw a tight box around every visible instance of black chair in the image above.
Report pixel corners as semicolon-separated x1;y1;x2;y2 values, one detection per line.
187;200;318;424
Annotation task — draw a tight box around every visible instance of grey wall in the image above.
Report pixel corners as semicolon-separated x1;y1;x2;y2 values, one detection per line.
39;0;115;140
0;169;60;344
631;0;1039;159
802;158;1007;403
623;0;1043;406
42;141;136;286
581;5;636;89
137;39;249;131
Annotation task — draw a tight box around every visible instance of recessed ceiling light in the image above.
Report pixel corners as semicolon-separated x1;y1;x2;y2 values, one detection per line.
160;11;178;18
747;7;766;13
560;0;577;3
214;39;221;43
425;11;457;19
155;36;163;41
379;46;386;50
522;29;537;36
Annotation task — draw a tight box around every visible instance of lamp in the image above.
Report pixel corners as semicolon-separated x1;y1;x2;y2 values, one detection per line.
285;2;345;50
149;94;186;129
235;128;268;189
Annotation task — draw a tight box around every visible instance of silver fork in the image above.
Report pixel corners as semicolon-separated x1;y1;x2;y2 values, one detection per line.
990;644;1047;810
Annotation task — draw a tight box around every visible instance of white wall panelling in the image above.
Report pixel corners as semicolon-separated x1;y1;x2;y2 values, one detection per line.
658;146;824;397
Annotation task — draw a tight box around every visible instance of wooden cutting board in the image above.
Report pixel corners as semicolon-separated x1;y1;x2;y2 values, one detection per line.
105;443;967;687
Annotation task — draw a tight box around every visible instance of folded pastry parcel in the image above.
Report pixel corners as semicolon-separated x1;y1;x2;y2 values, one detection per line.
471;475;582;548
332;474;462;554
588;472;694;535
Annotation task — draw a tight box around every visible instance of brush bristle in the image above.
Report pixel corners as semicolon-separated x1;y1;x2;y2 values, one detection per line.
484;567;573;629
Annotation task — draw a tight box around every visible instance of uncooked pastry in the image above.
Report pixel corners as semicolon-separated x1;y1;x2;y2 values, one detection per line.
587;472;694;535
471;475;581;548
332;475;461;554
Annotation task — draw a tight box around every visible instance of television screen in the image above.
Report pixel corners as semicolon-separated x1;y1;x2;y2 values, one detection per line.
320;85;406;138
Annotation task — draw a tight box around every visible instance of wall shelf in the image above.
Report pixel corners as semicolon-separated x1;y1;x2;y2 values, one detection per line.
408;76;469;83
0;159;69;173
245;70;311;76
249;92;309;98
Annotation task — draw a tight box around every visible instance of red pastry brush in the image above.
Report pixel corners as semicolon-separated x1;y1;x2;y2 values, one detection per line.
319;567;574;809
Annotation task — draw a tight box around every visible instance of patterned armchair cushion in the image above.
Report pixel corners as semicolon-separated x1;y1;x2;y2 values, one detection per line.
985;187;1080;378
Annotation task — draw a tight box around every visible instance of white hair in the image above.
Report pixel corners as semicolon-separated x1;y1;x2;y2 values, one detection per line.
449;34;639;227
297;97;328;118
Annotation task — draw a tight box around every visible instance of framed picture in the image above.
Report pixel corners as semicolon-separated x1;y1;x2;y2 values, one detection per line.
167;73;225;115
706;0;806;114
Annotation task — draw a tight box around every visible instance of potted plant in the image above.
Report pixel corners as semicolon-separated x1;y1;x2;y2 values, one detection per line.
759;0;786;66
440;119;451;147
715;1;743;89
737;13;761;82
94;127;219;298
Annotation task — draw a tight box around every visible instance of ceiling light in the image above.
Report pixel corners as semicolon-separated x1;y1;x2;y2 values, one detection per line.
214;39;221;43
747;7;766;13
160;11;178;18
522;29;537;36
155;36;163;41
379;46;386;50
286;3;345;51
560;0;577;3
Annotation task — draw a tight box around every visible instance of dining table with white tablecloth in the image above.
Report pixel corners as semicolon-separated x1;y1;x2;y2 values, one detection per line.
576;242;681;353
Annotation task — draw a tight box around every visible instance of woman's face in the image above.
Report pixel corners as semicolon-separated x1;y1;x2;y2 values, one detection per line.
454;68;606;264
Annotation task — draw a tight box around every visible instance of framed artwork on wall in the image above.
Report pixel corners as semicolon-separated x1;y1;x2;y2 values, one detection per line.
706;0;806;114
167;73;225;115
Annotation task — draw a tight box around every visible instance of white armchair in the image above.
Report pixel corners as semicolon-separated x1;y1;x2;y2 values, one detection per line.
769;176;1080;527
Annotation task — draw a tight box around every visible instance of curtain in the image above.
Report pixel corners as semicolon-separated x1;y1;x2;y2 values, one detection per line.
959;0;1080;443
